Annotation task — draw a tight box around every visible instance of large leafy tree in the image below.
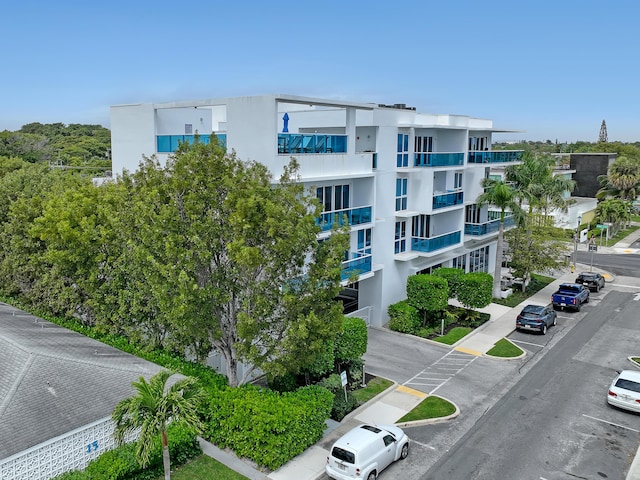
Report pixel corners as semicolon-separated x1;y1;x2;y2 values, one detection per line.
112;370;203;480
476;179;524;298
108;139;348;387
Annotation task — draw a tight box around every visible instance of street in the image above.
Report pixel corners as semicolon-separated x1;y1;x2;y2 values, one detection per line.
344;267;640;480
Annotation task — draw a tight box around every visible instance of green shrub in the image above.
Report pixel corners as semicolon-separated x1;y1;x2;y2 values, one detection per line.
458;272;492;308
267;372;299;392
432;267;464;298
334;317;368;363
346;358;364;389
317;373;342;393
203;384;333;470
388;300;420;333
331;391;359;421
406;275;449;317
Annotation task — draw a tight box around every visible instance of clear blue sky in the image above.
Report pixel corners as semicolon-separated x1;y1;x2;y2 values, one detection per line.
2;0;638;143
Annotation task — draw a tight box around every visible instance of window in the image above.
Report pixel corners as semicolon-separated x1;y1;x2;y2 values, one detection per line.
412;215;430;238
317;184;350;211
383;435;396;447
468;136;488;151
397;133;409;167
394;221;406;254
357;228;372;254
453;254;467;271
185;124;193;135
466;204;481;223
454;172;463;189
415;136;433;153
469;246;489;273
395;178;408;211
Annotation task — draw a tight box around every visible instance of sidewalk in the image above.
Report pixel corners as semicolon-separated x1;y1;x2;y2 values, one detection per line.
201;228;640;480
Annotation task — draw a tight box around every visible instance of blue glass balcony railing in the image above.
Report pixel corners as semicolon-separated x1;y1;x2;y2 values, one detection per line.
156;134;227;153
411;230;461;253
468;150;524;164
342;252;372;280
278;134;347;154
464;214;515;235
433;191;464;209
414;152;464;167
317;206;372;232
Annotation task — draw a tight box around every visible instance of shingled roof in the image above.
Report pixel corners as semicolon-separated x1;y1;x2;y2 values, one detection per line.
0;302;163;460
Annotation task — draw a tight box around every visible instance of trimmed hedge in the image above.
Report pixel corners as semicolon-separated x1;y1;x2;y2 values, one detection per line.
51;423;201;480
203;384;333;470
387;300;420;333
432;267;464;298
457;272;492;308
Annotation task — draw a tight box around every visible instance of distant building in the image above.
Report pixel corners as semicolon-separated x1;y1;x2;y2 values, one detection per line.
570;152;616;198
110;94;525;331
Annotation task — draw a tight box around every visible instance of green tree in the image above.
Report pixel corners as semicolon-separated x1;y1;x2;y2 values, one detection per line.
596;156;640;201
112;370;203;480
106;140;348;387
432;267;464;299
406;274;448;326
476;179;524;298
457;272;492;308
504;228;566;291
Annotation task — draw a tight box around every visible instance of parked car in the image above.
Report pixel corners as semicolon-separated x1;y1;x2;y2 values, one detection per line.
551;283;590;311
607;370;640;413
575;272;606;292
516;304;557;334
326;424;409;480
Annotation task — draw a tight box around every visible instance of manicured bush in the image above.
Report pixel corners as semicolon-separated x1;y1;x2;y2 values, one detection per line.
406;275;448;325
432;267;464;298
331;391;360;421
457;272;492;308
387;300;420;333
334;316;368;363
203;384;333;470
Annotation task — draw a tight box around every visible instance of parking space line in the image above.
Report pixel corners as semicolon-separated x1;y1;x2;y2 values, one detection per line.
582;414;640;433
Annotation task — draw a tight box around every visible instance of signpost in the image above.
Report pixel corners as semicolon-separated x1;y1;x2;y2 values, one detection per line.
588;242;597;271
340;370;348;402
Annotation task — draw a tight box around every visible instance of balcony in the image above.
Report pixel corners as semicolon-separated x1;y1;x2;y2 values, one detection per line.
414;152;464;167
411;230;461;253
342;252;372;280
464;214;515;235
468;150;524;164
433;191;464;210
278;134;347;154
317;206;372;232
156;134;227;153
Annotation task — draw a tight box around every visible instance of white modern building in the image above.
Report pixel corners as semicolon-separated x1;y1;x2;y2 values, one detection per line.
110;94;523;327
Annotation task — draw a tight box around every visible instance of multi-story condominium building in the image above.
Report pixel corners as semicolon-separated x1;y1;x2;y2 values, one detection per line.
110;94;523;327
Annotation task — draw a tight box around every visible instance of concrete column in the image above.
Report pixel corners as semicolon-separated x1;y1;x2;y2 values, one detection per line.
346;107;356;154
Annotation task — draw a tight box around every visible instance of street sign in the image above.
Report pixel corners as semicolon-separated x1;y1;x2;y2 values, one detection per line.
589;244;597;252
596;224;607;229
340;371;347;387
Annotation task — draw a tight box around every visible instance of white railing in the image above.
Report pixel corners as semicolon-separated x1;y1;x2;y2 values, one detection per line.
347;305;374;326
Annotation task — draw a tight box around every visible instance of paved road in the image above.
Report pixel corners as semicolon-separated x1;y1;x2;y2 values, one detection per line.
422;289;640;480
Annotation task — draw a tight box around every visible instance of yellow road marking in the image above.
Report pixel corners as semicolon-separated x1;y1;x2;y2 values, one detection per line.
396;385;427;398
454;346;483;356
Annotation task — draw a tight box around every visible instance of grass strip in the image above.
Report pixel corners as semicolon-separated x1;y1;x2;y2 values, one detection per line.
486;338;524;358
397;396;456;422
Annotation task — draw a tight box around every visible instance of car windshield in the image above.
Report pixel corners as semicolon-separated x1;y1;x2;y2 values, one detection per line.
522;307;543;315
579;274;596;280
615;378;640;393
521;312;541;318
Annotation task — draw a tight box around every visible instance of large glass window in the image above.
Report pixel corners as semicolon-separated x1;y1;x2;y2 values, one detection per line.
395;178;408;211
317;184;350;212
469;246;489;273
394;221;407;254
397;133;409;167
415;136;433;153
453;254;467;271
412;215;430;238
357;228;372;254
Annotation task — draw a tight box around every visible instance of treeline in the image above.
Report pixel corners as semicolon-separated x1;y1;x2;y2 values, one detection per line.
0;122;111;173
493;140;640;158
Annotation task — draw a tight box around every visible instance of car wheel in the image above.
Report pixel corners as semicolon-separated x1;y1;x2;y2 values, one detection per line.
541;325;547;335
367;471;377;480
576;303;581;312
586;295;590;303
552;316;557;326
401;443;409;459
552;305;560;311
596;284;600;292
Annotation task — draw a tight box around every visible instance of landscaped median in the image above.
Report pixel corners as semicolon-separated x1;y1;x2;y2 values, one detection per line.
485;338;525;359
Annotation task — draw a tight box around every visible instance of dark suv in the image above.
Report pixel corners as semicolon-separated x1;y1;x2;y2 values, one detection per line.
575;272;605;292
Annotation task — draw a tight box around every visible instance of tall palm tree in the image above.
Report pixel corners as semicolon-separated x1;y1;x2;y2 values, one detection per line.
112;370;204;480
597;156;640;201
476;178;524;298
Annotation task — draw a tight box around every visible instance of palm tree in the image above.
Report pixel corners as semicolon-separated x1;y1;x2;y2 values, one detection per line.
112;370;204;480
476;178;524;298
597;156;640;201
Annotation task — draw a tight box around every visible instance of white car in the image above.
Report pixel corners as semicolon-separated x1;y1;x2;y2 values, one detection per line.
326;424;409;480
607;369;640;413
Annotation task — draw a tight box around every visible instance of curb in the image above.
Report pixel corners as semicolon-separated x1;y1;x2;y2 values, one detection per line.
482;337;526;361
627;357;640;370
394;394;461;428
